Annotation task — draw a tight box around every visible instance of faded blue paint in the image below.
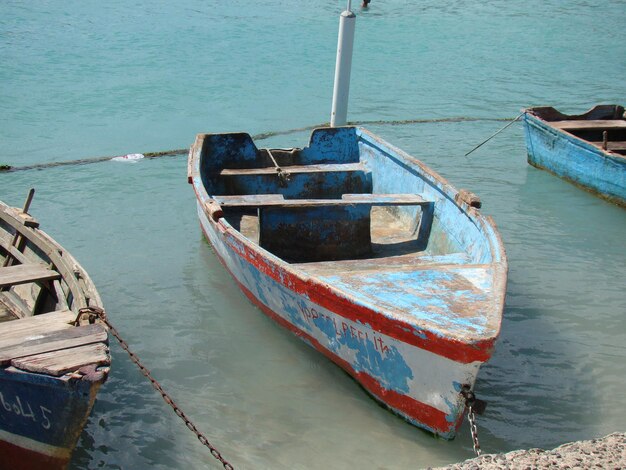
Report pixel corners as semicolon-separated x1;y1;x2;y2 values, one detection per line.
311;315;413;393
319;268;490;335
282;297;309;330
301;127;360;164
0;367;99;449
218;167;371;199
355;129;498;265
522;112;626;205
443;397;462;423
250;270;269;306
311;313;338;349
262;204;370;226
259;204;372;262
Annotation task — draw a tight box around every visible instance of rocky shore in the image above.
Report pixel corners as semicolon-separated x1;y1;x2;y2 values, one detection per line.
432;432;625;469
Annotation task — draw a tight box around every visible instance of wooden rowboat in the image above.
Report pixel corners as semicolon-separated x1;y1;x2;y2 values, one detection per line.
188;127;507;438
522;104;626;206
0;192;110;470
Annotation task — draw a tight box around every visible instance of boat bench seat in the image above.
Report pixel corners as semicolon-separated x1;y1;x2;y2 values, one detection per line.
214;193;432;208
219;162;366;177
0;309;110;375
0;263;61;289
215;193;433;262
218;163;371;199
551;119;626;131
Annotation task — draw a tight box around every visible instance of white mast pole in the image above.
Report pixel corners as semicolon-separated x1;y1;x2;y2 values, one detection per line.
330;1;356;127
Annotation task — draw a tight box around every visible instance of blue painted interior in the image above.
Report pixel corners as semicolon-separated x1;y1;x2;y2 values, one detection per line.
355;129;496;264
220;167;371;199
198;126;502;266
300;127;360;164
259;205;372;262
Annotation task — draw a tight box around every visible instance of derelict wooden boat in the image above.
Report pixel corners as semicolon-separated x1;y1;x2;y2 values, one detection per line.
0;192;110;470
188;127;507;438
522;104;626;206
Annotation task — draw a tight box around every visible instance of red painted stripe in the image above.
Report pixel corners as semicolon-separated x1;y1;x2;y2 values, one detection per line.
214;220;494;364
202;223;462;435
0;439;68;470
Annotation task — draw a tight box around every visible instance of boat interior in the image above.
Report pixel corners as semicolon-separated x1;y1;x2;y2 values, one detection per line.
1;211;75;323
0;201;109;377
194;128;503;337
530;104;626;155
200;131;440;264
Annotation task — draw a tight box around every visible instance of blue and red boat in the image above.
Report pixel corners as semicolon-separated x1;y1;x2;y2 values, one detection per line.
522;104;626;206
188;127;507;438
0;194;110;470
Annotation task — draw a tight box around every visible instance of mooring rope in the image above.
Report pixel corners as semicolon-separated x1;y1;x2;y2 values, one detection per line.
464;113;524;157
0;116;520;173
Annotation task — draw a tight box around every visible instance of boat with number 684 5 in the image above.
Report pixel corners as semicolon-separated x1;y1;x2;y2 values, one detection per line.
0;192;110;470
188;127;507;438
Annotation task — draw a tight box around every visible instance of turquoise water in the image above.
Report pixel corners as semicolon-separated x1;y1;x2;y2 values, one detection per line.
2;1;625;468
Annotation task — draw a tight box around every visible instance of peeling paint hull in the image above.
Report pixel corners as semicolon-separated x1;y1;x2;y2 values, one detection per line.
522;105;626;207
189;127;507;438
0;200;110;469
0;368;104;470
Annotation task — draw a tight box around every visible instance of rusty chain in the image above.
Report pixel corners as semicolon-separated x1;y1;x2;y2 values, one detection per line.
78;307;235;470
466;402;481;456
461;385;483;456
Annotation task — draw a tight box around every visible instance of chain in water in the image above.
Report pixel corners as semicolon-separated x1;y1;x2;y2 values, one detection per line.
1;116;519;173
77;307;235;470
467;404;482;456
460;385;484;457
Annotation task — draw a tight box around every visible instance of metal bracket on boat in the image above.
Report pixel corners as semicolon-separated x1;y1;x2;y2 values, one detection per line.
276;168;291;187
461;385;486;456
267;149;291;187
74;305;107;326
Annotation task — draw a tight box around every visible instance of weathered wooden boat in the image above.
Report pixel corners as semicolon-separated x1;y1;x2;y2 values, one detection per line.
0;192;110;470
188;127;507;438
522;104;626;206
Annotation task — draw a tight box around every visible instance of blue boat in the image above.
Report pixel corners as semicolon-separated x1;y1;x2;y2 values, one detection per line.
188;127;507;438
0;194;110;470
522;104;626;206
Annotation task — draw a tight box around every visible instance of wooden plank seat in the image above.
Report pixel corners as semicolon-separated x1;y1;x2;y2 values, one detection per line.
0;263;61;289
0;323;108;366
551;119;626;131
213;193;432;208
12;342;110;376
219;162;365;176
0;310;76;350
218;163;371;199
0;310;109;375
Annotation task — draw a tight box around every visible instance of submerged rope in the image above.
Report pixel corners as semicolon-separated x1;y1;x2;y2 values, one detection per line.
0;116;520;173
